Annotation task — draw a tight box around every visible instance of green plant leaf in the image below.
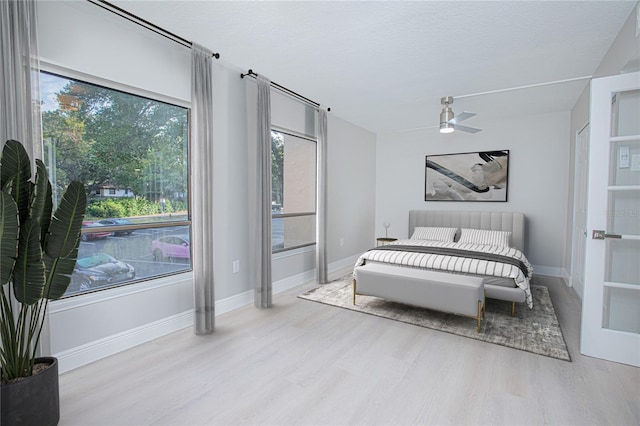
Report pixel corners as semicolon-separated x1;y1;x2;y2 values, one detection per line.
31;160;54;249
13;219;45;305
40;180;53;250
0;140;32;223
42;242;78;300
45;181;86;259
31;160;50;240
0;191;18;286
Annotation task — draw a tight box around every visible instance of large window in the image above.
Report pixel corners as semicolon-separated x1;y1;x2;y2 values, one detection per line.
40;71;191;297
271;129;317;252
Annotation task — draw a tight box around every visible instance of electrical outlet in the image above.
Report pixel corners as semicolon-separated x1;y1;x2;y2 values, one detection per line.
232;260;240;274
619;146;630;168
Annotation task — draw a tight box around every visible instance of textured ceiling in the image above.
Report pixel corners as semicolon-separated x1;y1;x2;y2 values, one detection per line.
112;0;638;134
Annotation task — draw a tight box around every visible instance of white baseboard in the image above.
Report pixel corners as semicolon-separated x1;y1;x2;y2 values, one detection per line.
218;255;358;309
532;264;564;278
56;254;361;374
215;288;253;315
56;290;256;374
274;269;316;294
56;310;193;374
562;270;584;301
328;254;360;278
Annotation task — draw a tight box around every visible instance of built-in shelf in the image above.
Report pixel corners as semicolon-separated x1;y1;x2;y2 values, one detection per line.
604;281;640;290
610;135;640;142
607;185;640;191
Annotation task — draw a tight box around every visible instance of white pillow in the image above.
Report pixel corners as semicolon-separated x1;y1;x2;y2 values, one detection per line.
458;228;512;247
410;227;457;242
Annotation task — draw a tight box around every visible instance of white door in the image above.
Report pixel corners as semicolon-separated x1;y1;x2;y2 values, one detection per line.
581;71;640;367
570;124;589;298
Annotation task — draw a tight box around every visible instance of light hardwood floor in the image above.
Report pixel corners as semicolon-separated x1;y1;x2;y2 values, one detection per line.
59;273;639;425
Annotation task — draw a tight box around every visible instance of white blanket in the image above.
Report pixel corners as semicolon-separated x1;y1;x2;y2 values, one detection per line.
355;239;534;308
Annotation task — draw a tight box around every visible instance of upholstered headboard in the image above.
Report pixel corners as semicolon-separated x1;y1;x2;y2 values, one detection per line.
408;210;526;252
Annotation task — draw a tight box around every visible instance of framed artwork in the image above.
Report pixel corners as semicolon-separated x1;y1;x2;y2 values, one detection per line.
424;150;509;201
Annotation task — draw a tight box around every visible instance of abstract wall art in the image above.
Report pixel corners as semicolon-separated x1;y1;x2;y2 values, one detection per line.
424;150;509;201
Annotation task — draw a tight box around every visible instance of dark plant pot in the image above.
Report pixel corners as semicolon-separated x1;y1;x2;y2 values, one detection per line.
1;357;60;426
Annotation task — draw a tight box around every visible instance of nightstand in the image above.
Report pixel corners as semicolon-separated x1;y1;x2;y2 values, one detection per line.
376;237;397;246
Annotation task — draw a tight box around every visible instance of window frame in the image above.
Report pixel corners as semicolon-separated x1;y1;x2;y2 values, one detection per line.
39;63;193;296
271;126;317;254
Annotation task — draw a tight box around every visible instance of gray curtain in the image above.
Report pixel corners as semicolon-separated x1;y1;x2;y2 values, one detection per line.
250;76;273;308
191;42;216;334
0;0;42;162
0;0;50;356
316;108;328;284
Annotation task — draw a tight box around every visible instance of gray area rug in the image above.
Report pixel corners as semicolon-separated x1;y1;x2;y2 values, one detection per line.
299;274;571;361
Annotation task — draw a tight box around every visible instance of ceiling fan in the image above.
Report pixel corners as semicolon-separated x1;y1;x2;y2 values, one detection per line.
439;96;482;134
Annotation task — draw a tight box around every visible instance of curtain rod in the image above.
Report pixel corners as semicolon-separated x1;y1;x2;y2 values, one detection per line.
241;70;330;112
86;0;220;59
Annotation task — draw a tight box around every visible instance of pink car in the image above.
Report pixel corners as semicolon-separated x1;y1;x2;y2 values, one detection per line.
150;235;190;261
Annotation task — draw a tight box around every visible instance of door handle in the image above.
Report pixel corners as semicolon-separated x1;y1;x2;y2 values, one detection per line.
592;230;622;240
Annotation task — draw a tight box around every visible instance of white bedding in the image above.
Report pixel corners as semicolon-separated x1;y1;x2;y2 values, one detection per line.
355;239;534;308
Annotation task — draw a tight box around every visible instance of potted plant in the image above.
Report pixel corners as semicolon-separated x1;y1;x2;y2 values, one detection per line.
0;139;86;426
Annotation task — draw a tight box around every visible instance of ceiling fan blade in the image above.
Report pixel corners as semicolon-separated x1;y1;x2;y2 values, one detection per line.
449;111;476;124
455;124;482;134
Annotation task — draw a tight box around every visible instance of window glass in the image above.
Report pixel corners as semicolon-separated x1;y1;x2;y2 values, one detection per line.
40;71;191;297
271;129;316;252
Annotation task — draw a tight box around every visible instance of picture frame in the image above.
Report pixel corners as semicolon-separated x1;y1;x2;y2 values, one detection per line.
424;150;509;201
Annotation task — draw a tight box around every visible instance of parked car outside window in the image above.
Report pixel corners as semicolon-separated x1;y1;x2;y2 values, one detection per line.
68;253;135;293
98;218;134;235
81;221;113;241
150;235;190;261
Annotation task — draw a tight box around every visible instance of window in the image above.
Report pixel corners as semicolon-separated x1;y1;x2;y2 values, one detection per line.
271;129;317;252
40;71;191;297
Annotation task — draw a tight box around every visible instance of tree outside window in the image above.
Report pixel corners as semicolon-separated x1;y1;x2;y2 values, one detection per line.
40;71;191;296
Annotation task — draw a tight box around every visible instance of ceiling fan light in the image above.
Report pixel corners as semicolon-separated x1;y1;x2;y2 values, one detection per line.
439;105;455;133
440;123;454;133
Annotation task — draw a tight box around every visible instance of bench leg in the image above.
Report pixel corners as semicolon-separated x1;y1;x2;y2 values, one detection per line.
483;290;486;319
353;279;357;305
477;300;482;333
511;301;516;317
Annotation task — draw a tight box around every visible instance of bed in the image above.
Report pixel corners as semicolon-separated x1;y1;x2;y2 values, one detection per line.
353;210;534;315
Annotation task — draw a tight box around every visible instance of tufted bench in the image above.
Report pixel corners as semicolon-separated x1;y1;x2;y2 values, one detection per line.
354;263;486;332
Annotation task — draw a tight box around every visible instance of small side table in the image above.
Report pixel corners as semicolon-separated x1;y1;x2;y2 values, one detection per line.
376;237;397;246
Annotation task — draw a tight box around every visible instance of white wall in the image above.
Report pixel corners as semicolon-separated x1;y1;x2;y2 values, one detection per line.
37;1;191;103
37;0;377;372
211;60;252;300
327;115;377;265
376;112;570;276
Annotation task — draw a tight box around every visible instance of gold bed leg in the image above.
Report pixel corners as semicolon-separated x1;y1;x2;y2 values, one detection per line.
477;300;482;333
353;278;357;305
511;301;516;317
